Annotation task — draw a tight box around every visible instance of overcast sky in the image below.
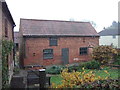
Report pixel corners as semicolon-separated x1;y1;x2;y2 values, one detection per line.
6;0;119;32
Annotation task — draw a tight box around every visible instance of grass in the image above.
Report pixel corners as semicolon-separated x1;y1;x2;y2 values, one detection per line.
50;75;62;85
50;66;119;85
85;67;119;79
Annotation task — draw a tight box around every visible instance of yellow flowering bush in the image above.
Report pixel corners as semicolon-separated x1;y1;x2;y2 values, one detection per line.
51;68;110;88
92;46;118;64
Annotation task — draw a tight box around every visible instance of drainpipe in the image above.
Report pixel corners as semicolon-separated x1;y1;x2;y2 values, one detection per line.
12;24;16;67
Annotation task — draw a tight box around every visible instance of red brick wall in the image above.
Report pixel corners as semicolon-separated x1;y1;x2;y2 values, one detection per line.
2;6;14;83
2;11;14;67
23;36;99;66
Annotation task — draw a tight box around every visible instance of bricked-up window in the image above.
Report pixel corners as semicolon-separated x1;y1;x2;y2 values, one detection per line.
49;37;58;46
80;47;88;55
5;19;8;37
43;49;53;59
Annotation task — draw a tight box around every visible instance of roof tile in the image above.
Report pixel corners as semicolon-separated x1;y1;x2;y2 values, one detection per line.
20;19;99;37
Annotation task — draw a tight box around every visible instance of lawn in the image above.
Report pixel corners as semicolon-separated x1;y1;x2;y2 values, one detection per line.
50;66;119;85
50;75;63;85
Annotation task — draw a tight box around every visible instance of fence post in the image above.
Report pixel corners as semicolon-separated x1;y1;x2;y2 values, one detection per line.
39;69;46;88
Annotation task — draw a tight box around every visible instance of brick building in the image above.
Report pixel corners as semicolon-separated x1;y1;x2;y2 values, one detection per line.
0;0;16;84
19;19;99;67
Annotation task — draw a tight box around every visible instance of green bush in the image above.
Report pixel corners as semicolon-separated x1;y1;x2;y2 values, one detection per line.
46;60;100;74
45;65;66;74
68;65;79;72
79;60;100;69
113;51;120;65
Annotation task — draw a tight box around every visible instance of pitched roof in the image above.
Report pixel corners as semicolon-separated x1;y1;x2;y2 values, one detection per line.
98;23;120;36
98;29;119;36
20;18;99;37
2;1;15;26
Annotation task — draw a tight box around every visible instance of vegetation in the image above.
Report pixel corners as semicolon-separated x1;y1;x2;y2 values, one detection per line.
51;68;108;88
46;60;100;74
2;40;14;88
113;49;120;65
50;66;119;88
92;46;118;65
79;60;100;69
80;79;119;89
105;21;118;30
46;65;65;74
50;75;63;85
47;46;119;88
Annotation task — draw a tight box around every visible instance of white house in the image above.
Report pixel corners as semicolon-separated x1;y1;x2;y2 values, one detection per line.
99;23;120;48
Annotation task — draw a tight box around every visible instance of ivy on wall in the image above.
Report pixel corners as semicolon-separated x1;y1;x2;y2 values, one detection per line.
2;40;14;88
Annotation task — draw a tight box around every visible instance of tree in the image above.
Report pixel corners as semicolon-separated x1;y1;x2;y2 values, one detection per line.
90;21;96;28
106;21;118;29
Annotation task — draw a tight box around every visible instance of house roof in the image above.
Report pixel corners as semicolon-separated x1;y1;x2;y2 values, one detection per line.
20;18;99;37
2;1;16;26
98;25;120;36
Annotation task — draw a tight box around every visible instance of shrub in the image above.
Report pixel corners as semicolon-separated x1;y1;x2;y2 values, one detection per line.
79;60;100;69
80;79;119;89
92;46;118;65
113;49;120;65
67;65;79;72
45;65;66;74
50;68;110;88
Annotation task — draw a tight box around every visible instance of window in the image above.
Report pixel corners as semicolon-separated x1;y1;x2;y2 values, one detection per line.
43;49;53;59
5;19;8;37
49;37;57;46
80;47;88;55
113;35;116;39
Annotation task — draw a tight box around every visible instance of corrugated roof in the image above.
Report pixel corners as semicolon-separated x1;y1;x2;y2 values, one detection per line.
20;18;99;37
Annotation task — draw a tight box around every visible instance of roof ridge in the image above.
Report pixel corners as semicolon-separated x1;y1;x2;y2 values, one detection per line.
20;18;90;24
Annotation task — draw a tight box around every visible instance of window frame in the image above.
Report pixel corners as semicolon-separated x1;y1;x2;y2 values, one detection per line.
49;37;58;46
43;49;53;59
79;47;88;55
